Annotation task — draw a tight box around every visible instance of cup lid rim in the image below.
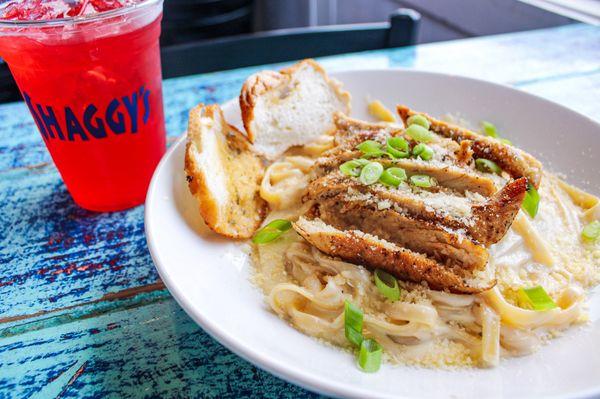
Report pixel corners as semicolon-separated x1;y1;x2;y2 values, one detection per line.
0;0;162;27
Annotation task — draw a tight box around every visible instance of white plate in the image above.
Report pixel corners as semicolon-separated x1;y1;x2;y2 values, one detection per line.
146;69;600;399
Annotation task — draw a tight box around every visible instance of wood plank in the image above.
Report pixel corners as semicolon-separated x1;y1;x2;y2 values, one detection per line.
0;168;160;319
0;298;321;399
0;102;51;173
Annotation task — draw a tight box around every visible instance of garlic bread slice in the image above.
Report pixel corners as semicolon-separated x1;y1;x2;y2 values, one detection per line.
185;104;267;238
240;59;351;159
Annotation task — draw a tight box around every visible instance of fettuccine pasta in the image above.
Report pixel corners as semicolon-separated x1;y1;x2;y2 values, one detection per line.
251;133;599;368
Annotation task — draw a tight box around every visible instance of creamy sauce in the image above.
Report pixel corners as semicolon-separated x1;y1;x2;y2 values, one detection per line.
251;169;599;368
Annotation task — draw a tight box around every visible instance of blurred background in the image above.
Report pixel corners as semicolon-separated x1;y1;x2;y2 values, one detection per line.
161;0;597;46
1;0;599;103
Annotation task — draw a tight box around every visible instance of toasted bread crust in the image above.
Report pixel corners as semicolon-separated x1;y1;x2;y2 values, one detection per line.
185;140;220;230
294;217;495;294
239;59;351;149
397;105;543;188
239;70;284;143
185;104;267;239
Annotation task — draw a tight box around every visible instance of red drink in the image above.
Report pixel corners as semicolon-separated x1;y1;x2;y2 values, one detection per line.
0;0;166;211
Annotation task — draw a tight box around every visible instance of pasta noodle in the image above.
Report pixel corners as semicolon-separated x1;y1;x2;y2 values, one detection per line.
482;286;583;329
252;136;600;369
259;134;334;209
260;156;313;209
511;213;555;266
480;304;500;367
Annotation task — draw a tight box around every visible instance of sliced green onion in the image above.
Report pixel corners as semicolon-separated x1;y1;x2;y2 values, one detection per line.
344;300;363;332
387;137;409;152
356;140;390;159
386;137;409;158
340;159;368;177
252;219;292;244
481;121;513;144
482;121;499;138
360;150;390;159
410;174;437;188
358;339;382;373
405;124;435;143
406;114;430;129
357;140;382;153
582;221;600;242
517;286;558;311
356;141;385;158
379;167;407;188
412;143;434;161
475;158;502;175
522;182;540;219
386;147;409;159
346;325;364;348
374;269;400;301
359;162;384;185
344;300;364;347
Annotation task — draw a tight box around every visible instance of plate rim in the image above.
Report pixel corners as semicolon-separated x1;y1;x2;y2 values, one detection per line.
145;67;600;399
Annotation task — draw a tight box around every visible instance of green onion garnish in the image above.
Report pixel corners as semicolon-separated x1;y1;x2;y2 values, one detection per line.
482;121;513;145
359;162;384;185
346;325;364;349
412;143;434;160
374;269;400;301
522;182;540;218
339;159;368;177
386;137;409;158
406;114;430;129
379;167;407;188
356;140;389;158
252;219;292;244
358;339;382;373
482;121;499;138
361;151;390;159
344;300;364;347
405;124;435;143
410;174;437;188
357;140;381;153
475;158;502;175
517;286;558;311
582;221;600;242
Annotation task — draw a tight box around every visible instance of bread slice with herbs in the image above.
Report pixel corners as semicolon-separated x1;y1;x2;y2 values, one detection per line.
185;104;267;239
239;59;351;159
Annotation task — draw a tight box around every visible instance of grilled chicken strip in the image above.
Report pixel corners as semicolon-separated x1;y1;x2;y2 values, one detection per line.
294;217;496;294
312;113;500;195
292;110;537;294
331;112;462;160
312;195;490;271
306;173;528;246
397;105;543;188
313;155;498;196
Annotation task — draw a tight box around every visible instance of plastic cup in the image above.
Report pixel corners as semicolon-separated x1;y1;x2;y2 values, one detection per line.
0;0;166;211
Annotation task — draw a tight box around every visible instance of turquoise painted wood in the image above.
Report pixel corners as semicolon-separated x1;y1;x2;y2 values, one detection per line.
1;23;599;398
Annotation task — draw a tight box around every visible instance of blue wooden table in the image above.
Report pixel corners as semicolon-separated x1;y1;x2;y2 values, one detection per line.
1;23;599;398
